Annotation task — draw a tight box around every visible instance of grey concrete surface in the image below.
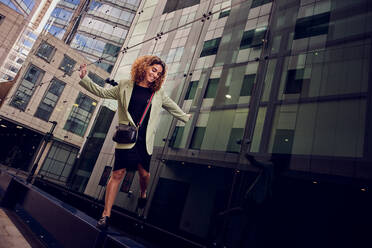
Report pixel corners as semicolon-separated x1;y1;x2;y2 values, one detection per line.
0;208;31;248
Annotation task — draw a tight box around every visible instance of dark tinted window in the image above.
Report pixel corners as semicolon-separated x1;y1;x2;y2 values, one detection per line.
36;42;55;62
184;81;198;100
294;12;330;40
59;55;76;75
88;72;105;87
34;78;65;121
240;74;256;96
251;0;272;8
204;78;219;98
163;0;200;14
284;69;304;94
240;27;267;49
200;38;221;57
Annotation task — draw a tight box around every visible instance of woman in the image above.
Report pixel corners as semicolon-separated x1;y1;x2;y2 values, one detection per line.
79;55;191;229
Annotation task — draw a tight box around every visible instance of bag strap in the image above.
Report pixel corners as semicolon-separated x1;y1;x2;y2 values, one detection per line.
137;92;155;127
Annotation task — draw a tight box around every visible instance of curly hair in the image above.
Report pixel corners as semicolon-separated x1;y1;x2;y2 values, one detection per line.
131;55;167;92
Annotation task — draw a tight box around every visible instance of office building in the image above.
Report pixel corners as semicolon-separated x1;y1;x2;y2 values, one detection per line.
45;0;140;73
0;0;54;82
0;0;40;81
0;32;109;185
67;0;372;246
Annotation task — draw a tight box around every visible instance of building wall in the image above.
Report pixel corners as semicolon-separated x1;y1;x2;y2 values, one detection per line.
83;0;372;243
0;0;45;82
0;3;28;78
0;81;15;107
0;32;109;176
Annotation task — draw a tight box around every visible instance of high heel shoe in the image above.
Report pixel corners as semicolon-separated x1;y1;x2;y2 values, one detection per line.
96;216;110;229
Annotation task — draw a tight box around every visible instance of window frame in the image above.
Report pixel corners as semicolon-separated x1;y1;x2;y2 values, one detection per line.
200;38;221;57
64;92;96;136
34;78;66;121
36;41;56;62
10;64;45;111
59;55;76;76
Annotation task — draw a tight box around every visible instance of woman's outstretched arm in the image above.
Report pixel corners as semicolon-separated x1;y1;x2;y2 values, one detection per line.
79;64;119;99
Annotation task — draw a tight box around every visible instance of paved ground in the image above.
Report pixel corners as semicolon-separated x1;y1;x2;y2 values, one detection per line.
0;208;32;248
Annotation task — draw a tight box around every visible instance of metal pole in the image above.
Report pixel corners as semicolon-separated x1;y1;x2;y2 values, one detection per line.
26;121;57;183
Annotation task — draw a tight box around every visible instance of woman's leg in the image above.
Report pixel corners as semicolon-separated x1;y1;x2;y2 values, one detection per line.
137;163;150;198
102;168;126;217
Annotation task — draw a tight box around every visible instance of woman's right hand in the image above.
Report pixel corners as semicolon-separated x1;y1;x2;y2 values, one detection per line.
79;64;87;79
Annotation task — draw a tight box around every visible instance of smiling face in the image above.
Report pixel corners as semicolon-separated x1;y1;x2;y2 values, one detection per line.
144;64;163;84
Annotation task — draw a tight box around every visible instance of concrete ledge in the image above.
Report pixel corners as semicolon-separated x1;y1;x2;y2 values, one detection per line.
0;169;14;201
0;169;147;248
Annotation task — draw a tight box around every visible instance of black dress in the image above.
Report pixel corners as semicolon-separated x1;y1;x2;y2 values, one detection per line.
113;84;153;172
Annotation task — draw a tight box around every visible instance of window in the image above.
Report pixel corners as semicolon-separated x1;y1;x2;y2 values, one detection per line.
39;141;78;183
272;129;294;154
184;81;198;100
51;7;73;22
0;14;5;25
204;78;219;98
16;58;24;64
36;42;55;62
169;126;185;148
3;74;13;81
95;61;113;73
284;69;306;94
64;93;96;136
27;31;37;40
294;12;330;40
89;0;102;10
10;65;44;110
251;0;272;8
0;0;23;14
88;72;105;87
9;66;19;73
200;38;221;57
22;39;33;48
240;27;267;49
64;0;80;5
34;78;65;121
226;128;244;153
240;74;256;96
46;25;66;39
219;10;230;19
163;0;200;14
59;55;76;75
189;127;206;149
103;43;120;57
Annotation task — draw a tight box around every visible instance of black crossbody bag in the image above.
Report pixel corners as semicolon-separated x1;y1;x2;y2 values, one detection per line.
112;92;154;144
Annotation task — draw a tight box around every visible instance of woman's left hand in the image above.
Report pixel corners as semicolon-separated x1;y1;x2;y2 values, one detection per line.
186;114;192;120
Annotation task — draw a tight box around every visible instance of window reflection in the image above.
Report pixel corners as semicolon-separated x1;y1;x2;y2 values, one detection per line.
46;25;66;39
64;93;96;136
36;42;56;62
204;78;219;98
59;55;76;76
34;78;65;121
200;38;221;57
10;65;44;110
39;141;78;183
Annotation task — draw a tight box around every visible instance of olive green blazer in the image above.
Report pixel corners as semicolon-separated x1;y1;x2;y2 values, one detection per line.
79;75;189;154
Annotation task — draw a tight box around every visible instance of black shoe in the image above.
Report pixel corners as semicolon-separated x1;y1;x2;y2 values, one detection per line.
137;197;147;209
96;216;110;230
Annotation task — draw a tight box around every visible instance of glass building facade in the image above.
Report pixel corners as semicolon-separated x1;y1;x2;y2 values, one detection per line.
45;0;140;73
0;0;39;81
42;0;372;247
0;0;35;15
